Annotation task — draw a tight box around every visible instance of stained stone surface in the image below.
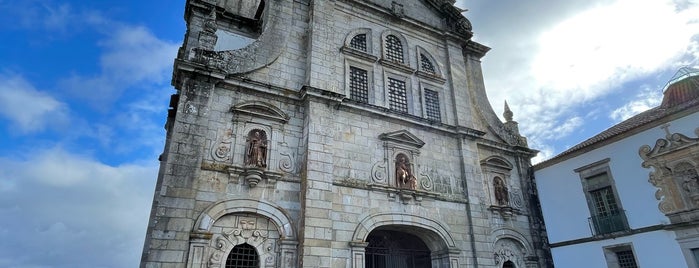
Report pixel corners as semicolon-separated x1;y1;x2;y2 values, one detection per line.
140;1;552;267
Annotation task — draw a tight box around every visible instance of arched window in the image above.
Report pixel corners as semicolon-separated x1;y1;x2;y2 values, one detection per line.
350;34;367;52
385;35;404;63
226;243;259;268
503;260;516;268
420;54;436;74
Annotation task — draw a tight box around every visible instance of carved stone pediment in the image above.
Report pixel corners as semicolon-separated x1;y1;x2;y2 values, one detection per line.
639;130;699;161
639;127;699;219
481;156;513;171
379;130;425;149
231;101;290;123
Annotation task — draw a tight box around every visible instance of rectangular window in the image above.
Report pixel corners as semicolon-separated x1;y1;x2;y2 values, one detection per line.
349;66;369;103
615;250;638;268
424;89;441;121
603;244;639;268
588;184;626;234
693;248;699;267
575;159;629;236
387;78;408;113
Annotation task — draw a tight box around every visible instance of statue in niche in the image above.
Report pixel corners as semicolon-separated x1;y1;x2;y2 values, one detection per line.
494;177;509;206
395;154;417;190
245;130;268;168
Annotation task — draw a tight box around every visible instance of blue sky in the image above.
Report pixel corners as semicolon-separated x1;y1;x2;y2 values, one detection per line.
0;0;697;267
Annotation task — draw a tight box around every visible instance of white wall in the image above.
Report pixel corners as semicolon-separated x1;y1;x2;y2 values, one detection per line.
551;231;684;268
536;112;699;243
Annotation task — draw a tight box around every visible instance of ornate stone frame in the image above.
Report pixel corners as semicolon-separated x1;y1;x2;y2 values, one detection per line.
227;101;290;187
481;156;520;215
639;127;699;219
350;212;461;268
490;228;538;268
188;199;299;268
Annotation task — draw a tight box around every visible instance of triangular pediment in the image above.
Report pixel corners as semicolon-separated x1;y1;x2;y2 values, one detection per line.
231;101;290;123
379;130;425;148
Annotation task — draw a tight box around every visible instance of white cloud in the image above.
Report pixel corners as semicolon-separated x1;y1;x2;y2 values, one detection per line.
0;74;69;133
62;25;179;105
0;147;157;268
610;86;663;122
463;0;699;157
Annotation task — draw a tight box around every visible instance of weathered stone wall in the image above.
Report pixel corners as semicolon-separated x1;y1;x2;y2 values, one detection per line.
140;0;552;267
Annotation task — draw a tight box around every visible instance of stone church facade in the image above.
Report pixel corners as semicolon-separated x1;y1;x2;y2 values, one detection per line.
140;0;552;267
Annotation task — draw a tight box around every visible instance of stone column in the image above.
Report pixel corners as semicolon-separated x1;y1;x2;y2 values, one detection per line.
349;242;369;268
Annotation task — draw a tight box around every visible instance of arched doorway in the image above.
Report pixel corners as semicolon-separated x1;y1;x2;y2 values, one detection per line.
365;229;432;268
502;260;515;268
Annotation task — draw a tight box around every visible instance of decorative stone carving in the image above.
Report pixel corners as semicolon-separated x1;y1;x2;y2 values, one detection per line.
493;238;525;268
639;126;699;219
419;169;433;191
190;0;290;75
278;142;297;173
212;128;234;162
390;1;405;18
198;9;218;51
206;214;281;268
245;129;268;168
510;188;524;209
395;154;417;190
371;161;387;184
494;177;509;206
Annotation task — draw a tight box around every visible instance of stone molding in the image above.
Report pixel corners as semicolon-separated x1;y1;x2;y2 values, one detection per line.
639;127;699;217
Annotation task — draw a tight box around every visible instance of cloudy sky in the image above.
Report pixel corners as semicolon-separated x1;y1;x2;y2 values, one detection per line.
0;0;696;267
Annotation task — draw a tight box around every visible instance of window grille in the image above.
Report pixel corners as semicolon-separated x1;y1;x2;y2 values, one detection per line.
615;250;638;268
424;89;440;121
350;34;367;52
349;67;369;103
385;35;404;63
225;243;259;268
420;54;436;74
388;78;408;113
365;230;431;268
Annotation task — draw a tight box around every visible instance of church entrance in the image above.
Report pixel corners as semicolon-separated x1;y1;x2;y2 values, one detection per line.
365;229;432;268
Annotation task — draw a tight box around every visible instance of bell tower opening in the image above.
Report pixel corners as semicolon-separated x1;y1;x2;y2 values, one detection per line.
365;229;432;268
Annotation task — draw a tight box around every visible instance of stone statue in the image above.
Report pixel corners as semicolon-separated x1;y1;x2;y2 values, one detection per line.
494;177;509;206
395;154;417;190
246;130;267;168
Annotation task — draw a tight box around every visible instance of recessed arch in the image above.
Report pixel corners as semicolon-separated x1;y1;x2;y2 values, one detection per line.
352;212;457;250
490;228;533;255
194;198;296;240
481;156;514;171
231;101;290;123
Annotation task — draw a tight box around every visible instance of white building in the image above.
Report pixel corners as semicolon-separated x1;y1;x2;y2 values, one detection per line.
533;67;699;268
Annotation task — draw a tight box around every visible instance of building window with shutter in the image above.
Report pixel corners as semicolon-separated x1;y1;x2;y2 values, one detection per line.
575;159;629;236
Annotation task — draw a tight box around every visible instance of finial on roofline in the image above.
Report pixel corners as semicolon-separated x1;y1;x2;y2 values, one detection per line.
503;100;513;122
